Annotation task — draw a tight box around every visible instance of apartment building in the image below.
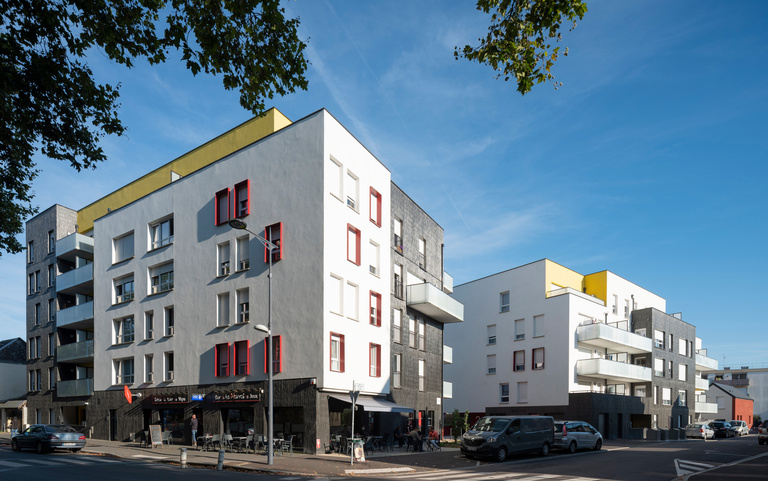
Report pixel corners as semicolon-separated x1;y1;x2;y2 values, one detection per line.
701;383;754;426
444;259;718;439
707;366;768;421
24;108;462;452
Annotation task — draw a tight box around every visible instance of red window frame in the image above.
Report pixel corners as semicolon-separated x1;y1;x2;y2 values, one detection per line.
264;222;284;263
330;332;345;372
215;342;230;377
263;335;283;374
234;340;250;375
234;180;250;218
369;187;382;227
369;291;382;327
215;188;230;226
369;343;381;378
514;350;525;372
347;224;361;265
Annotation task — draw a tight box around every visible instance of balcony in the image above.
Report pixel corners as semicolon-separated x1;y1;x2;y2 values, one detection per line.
56;301;94;330
56;263;93;295
443;271;454;294
546;286;604;306
695;377;710;391
695;352;718;371
57;340;94;363
406;283;463;324
443;381;453;399
443;345;453;364
714;378;750;388
576;358;652;383
695;401;718;414
576;322;653;354
57;378;93;397
56;233;94;263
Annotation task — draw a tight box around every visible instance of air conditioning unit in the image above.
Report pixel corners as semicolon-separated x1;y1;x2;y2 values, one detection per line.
167;326;174;336
239;259;249;270
239;312;249;324
167;371;174;381
146;330;153;340
147;372;154;383
221;264;230;276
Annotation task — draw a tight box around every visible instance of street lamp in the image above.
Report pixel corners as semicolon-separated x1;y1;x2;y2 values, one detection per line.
229;219;278;465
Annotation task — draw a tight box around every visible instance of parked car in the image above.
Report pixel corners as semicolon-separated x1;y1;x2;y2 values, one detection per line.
685;423;714;440
729;420;749;436
709;421;736;438
11;424;86;453
553;421;603;453
758;420;768;445
461;415;554;461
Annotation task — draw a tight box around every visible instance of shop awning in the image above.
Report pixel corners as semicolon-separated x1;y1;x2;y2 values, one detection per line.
329;395;414;413
0;400;26;409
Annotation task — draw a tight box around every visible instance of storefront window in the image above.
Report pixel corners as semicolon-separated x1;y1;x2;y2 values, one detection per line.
160;409;185;439
227;408;254;437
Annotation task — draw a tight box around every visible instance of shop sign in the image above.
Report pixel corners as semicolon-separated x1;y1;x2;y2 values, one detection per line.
191;394;204;401
153;393;188;404
211;390;261;402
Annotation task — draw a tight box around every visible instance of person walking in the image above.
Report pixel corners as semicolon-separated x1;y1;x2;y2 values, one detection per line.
11;417;19;436
190;414;198;448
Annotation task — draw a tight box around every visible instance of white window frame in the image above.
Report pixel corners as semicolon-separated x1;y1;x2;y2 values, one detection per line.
500;383;510;403
487;324;496;345
329;156;343;201
149;216;174;250
345;281;358;321
236;236;250;271
164;306;174;337
393;309;402;343
113;232;134;264
164;351;174;382
145;354;154;383
369;240;380;277
218;242;230;277
149;262;174;294
393;353;402;388
114;358;135;385
500;292;510;313
237;289;249;324
144;311;154;340
114;275;135;304
217;292;230;327
514;318;525;340
329;274;343;316
114;316;135;345
346;170;359;211
487;354;496;375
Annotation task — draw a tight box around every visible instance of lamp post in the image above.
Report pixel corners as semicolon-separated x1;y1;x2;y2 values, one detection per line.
229;219;278;465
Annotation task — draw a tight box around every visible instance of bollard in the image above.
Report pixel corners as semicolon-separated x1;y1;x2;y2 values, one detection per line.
217;448;225;471
179;447;187;468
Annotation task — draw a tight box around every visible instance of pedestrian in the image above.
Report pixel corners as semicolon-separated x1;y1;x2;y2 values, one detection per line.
11;417;19;436
190;414;198;448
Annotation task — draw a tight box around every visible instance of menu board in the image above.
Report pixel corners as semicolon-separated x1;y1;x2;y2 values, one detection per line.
149;424;163;448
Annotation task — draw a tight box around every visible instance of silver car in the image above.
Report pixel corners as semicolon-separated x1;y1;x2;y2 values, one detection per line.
553;421;603;453
685;422;714;439
729;420;749;436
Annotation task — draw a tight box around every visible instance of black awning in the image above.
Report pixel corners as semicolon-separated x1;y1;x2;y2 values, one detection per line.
329;395;413;413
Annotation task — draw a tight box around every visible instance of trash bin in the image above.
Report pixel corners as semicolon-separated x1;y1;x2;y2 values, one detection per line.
352;438;366;462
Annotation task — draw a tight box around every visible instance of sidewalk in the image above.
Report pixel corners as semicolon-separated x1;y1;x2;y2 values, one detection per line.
0;432;462;476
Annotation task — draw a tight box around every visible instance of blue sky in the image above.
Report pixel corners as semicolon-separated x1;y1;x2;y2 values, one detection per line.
1;1;766;368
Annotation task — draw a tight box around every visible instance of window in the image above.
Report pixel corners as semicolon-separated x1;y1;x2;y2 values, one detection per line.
235;340;250;375
145;354;154;383
330;333;345;372
217;292;230;327
612;295;618;315
236;236;250;271
215;188;230;226
264;335;283;374
48;299;55;322
418;238;426;269
517;382;528;403
418;359;425;391
115;358;134;385
145;311;154;340
35;336;41;359
329;156;343;200
164;351;174;381
393;353;402;388
533;348;545;370
369;241;380;276
654;386;659;404
500;292;510;313
28;273;34;295
28;337;35;360
418;318;425;350
218;242;230;276
678;338;687;355
393;218;403;254
346;170;358;210
114;316;135;344
624;299;630;318
265;222;283;262
49;367;55;389
654;330;664;349
662;388;671;406
668;360;674;378
487;325;496;345
514;350;525;371
668;333;673;352
394;263;403;299
215;343;230;377
47;264;55;287
654;357;664;377
329;274;343;315
165;306;174;337
678;390;687;407
234;180;250;218
487;354;496;374
114;275;134;304
533;314;544;337
48;333;54;356
34;303;40;326
29;370;36;391
113;232;134;263
48;230;55;253
500;383;510;403
393;308;402;343
369;187;382;226
679;363;687;381
369;291;382;326
35;271;40;292
347;224;361;265
150;262;174;294
409;314;417;347
237;289;249;324
345;281;358;321
150;217;174;249
514;318;525;340
635;386;647;398
369;343;381;377
27;240;34;263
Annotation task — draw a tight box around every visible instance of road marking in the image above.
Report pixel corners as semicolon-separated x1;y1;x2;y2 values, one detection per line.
19;458;66;466
51;457;92;464
0;461;29;467
675;459;716;476
345;466;415;474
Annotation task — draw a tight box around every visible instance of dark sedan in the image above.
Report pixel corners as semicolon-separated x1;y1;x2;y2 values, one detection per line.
11;424;86;453
710;421;736;438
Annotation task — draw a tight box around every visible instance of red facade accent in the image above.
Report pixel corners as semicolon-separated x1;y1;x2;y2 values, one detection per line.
263;335;283;374
370;291;382;326
215;188;230;226
264;222;284;263
215;342;230;377
369;187;382;227
234;180;250;218
347;224;361;265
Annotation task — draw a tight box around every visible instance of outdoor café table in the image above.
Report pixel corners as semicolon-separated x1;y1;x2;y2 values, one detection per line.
199;435;213;451
232;437;249;453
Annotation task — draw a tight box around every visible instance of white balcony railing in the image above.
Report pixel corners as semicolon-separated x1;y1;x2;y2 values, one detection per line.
576;358;652;383
406;283;463;323
695;377;710;391
443;345;453;364
695;352;718;371
695;401;718;414
442;271;454;294
576;322;653;354
443;381;453;399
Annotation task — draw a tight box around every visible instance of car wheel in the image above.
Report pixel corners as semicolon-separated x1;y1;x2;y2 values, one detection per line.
593;439;602;451
495;446;507;462
541;442;550;456
567;441;577;454
36;442;45;454
11;439;20;452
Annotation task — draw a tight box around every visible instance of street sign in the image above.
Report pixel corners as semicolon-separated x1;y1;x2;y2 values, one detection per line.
350;390;359;405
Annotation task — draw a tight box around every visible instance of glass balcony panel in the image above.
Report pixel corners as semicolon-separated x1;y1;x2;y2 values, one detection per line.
56;340;94;363
695;353;718;371
695;401;718;414
56;301;94;329
57;263;93;294
443;381;453;399
406;283;463;324
57;378;94;397
576;322;653;354
576;358;652;383
443;345;453;364
56;233;94;263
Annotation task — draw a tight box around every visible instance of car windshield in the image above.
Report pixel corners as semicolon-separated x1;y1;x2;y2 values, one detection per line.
711;422;724;427
472;417;510;432
50;425;78;432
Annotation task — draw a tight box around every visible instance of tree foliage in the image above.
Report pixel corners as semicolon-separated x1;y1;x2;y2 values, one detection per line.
0;0;308;256
457;0;588;95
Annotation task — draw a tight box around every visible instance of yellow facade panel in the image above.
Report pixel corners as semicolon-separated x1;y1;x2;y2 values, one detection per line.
584;271;608;303
544;259;585;293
